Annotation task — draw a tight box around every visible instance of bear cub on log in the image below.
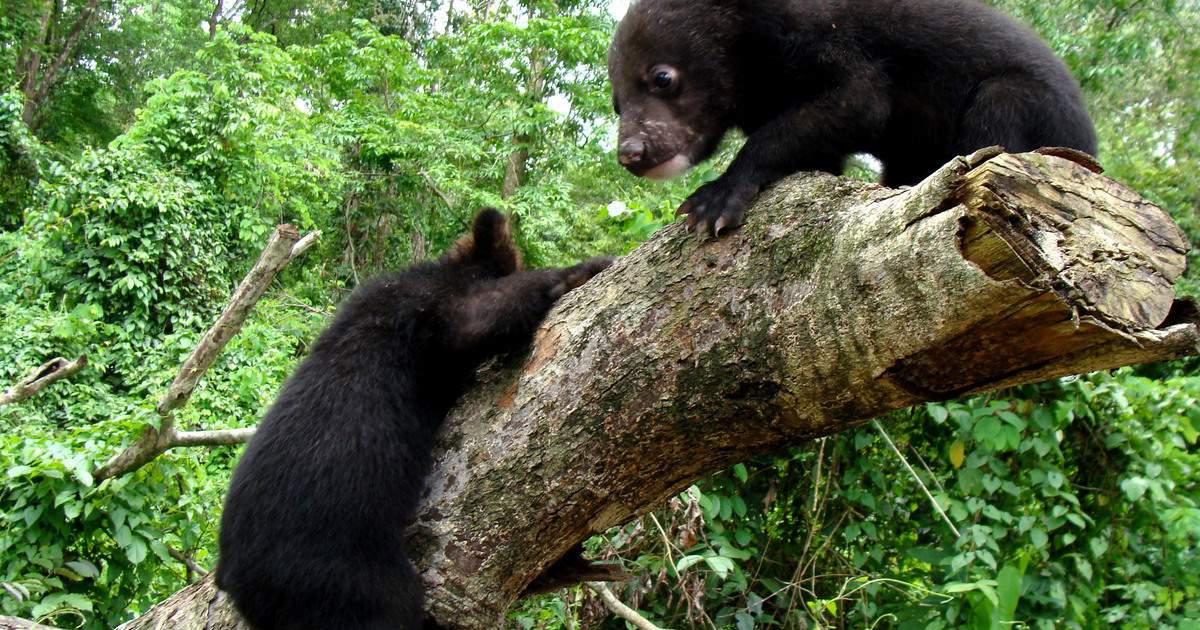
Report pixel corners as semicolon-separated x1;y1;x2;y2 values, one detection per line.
216;208;614;630
608;0;1098;235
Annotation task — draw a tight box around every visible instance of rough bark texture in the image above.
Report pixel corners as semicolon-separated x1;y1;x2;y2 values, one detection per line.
113;151;1196;630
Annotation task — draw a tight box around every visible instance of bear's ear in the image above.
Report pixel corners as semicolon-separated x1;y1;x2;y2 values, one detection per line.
446;208;523;274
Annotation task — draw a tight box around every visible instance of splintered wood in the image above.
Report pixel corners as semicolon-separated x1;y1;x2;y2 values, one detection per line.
885;153;1191;398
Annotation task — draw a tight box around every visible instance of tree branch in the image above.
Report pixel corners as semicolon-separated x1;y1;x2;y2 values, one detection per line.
0;356;88;407
420;170;454;214
19;0;103;131
166;546;209;578
0;616;64;630
415;150;1196;627
110;151;1197;630
587;583;667;630
35;0;103;104
871;418;961;538
171;428;258;447
93;225;315;482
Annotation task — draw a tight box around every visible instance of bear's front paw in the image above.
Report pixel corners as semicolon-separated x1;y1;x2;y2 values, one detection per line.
550;256;619;299
676;178;760;237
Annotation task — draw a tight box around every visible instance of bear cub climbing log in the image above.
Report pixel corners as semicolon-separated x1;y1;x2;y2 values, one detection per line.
608;0;1098;235
216;209;614;630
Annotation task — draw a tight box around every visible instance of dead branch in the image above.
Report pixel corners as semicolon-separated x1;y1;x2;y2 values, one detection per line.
93;225;317;482
0;356;88;407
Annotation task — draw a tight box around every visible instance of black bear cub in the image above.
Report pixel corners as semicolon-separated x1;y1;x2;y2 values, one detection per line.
216;209;614;630
609;0;1098;235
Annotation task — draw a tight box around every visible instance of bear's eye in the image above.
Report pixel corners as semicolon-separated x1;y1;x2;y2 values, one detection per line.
648;65;678;92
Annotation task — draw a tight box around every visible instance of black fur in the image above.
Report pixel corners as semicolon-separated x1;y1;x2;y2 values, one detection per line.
215;209;614;630
608;0;1098;235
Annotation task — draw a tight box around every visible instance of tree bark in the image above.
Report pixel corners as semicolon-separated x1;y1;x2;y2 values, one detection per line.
112;150;1197;630
0;616;63;630
500;49;547;199
0;355;88;407
15;0;105;133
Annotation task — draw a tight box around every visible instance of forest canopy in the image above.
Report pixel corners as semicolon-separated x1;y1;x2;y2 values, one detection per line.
1;0;1198;629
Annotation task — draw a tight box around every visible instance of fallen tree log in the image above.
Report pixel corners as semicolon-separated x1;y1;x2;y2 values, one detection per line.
115;150;1196;630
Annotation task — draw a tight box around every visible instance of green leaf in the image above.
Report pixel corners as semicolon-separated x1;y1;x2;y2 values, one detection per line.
732;463;748;483
63;499;83;520
1046;470;1065;489
721;547;753;560
704;555;735;579
65;559;100;578
74;466;94;487
1075;557;1093;581
995;564;1024;623
6;465;35;478
30;592;93;619
676;555;705;573
126;536;148;564
113;525;133;547
1120;477;1150;500
23;504;44;527
975;417;1002;445
1030;528;1048;550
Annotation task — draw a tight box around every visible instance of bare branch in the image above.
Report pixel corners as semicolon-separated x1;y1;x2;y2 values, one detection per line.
166;546;209;578
0;356;88;407
872;419;961;538
0;616;64;630
172;428;256;447
93;225;316;482
587;583;668;630
20;0;104;131
289;231;320;260
157;225;303;417
420;170;454;213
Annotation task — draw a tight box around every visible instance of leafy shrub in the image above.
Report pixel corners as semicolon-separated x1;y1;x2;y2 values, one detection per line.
588;371;1200;630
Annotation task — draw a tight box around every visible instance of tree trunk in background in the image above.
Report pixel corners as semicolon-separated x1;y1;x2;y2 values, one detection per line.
112;151;1197;630
501;52;547;199
14;0;104;133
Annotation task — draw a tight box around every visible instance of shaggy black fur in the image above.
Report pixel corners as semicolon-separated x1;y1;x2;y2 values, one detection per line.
609;0;1097;235
215;209;613;630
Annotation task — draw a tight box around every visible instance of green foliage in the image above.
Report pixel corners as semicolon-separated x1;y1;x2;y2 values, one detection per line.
29;147;226;335
1;0;1197;627
0;86;36;229
590;371;1200;629
287;14;637;272
0;293;319;628
120;29;345;243
509;591;586;630
1;439;198;629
